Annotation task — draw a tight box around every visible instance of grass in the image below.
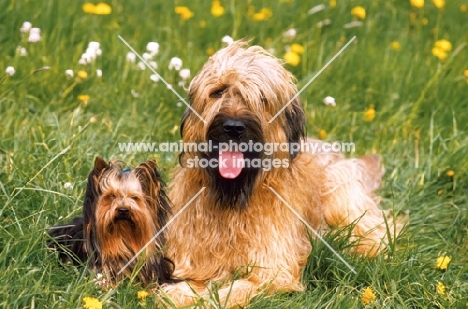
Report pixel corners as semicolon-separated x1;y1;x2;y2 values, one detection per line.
1;0;468;307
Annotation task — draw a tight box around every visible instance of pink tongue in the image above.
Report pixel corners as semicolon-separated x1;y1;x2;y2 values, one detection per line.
219;151;244;179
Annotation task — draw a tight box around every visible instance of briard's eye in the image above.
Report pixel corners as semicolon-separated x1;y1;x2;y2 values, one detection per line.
209;88;225;98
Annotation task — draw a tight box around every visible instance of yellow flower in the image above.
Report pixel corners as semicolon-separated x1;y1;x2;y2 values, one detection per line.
390;41;401;50
351;6;366;19
432;47;447;61
464;70;468;78
461;4;468;12
436;256;451;270
137;290;149;300
437;282;446;295
207;47;215;55
284;51;300;66
432;0;445;9
83;296;102;309
94;3;112;15
252;8;273;21
410;0;424;8
319;129;327;139
446;170;454;177
364;104;376;122
211;0;225;17
77;70;88;80
175;6;194;20
291;43;305;54
82;3;96;13
330;0;337;8
435;39;452;52
361;287;377;305
78;94;90;103
437;189;444;195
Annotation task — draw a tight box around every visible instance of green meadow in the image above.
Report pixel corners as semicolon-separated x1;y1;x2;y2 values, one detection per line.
1;0;467;307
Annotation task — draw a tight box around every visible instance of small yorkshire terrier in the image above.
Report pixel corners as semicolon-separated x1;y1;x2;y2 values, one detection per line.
49;157;174;286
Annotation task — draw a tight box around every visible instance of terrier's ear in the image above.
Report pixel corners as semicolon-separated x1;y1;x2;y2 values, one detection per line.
93;156;109;174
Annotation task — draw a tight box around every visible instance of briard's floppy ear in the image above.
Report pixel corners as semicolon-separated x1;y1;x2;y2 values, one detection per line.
284;97;306;158
134;160;171;228
83;157;109;251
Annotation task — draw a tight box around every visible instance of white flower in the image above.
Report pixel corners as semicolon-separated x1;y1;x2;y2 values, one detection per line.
65;69;74;78
149;61;158;69
146;42;160;55
168;57;182;70
322;96;336;106
63;182;73;189
126;52;136;63
221;35;234;45
95;48;102;56
343;21;363;29
283;28;297;40
88;41;100;50
307;4;326;15
179;68;190;80
142;52;153;61
85;48;97;60
137;61;146;70
316;19;331;28
96;69;102;77
150;74;160;82
78;58;87;65
16;46;27;56
20;21;32;33
5;66;15;76
28;27;41;42
80;52;93;64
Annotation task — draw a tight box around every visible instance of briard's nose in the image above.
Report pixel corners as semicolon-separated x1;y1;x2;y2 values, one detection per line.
223;119;245;138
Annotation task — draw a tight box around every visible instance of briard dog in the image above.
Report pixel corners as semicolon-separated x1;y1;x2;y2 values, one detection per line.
49;157;174;286
162;41;402;307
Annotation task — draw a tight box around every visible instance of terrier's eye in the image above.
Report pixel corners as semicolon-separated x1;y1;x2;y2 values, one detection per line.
107;193;116;199
130;196;139;200
210;88;225;98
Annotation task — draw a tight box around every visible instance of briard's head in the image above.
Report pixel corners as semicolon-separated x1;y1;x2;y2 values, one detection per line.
179;41;306;209
83;157;173;286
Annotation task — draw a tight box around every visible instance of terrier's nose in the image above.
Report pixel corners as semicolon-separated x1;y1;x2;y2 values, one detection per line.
117;208;129;216
223;119;245;138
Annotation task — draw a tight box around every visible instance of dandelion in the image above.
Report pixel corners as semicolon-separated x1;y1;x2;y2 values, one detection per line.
319;129;327;139
436;256;451;270
150;74;160;82
20;21;32;33
432;0;445;9
83;296;102;309
290;43;305;54
94;3;112;14
390;41;401;50
222;35;234;45
96;69;102;77
323;96;336;106
283;28;297;40
5;66;15;76
83;3;96;13
361;287;377;305
284;51;300;66
435;39;452;52
446;170;454;177
175;6;194;20
179;68;191;80
351;6;366;19
207;47;215;55
126;52;136;63
364;104;376;121
330;0;337;8
432;47;447;61
63;182;73;189
308;4;326;15
146;42;160;56
168;57;183;70
437;282;446;295
464;70;468;78
77;70;88;80
78;94;90;103
65;69;74;78
137;290;149;300
410;0;424;8
28;27;41;42
252;8;273;21
211;0;225;17
461;4;468;12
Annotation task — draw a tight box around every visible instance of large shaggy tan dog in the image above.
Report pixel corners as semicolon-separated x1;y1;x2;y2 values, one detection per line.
162;41;400;307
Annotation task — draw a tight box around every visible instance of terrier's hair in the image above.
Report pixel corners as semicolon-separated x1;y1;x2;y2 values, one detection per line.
49;157;174;286
162;41;404;307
